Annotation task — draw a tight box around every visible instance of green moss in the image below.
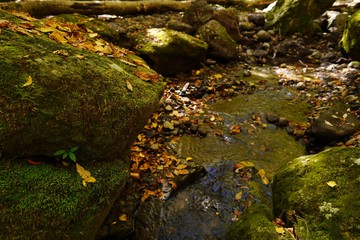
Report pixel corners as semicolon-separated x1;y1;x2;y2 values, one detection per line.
340;10;360;60
272;147;360;239
227;204;279;240
0;157;128;239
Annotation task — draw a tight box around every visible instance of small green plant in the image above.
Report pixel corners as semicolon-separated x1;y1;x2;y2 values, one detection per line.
54;146;79;162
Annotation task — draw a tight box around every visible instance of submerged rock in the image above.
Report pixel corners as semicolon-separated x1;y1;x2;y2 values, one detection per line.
135;28;208;75
272;147;360;239
340;10;360;60
311;102;360;142
266;0;336;35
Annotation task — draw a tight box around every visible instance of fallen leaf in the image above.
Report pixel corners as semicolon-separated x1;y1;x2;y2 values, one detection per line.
275;226;285;234
49;31;68;44
126;80;133;91
258;169;269;185
230;125;241;134
76;54;85;60
76;163;96;187
185;157;193;162
326;181;337;188
0;19;10;28
130;172;141;180
176;164;187;170
134;70;160;83
234;161;255;172
235;191;243;200
119;214;127;222
27;159;43;165
324;120;333;127
23;76;33;87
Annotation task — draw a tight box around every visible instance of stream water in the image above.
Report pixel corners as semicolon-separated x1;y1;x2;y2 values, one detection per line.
127;66;310;240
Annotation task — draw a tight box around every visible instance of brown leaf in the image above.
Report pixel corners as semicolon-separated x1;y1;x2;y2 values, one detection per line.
230;125;241;134
134;70;159;83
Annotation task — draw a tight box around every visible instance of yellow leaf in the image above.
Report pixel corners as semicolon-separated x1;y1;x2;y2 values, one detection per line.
275;226;285;234
210;115;216;121
326;181;337;188
76;54;85;60
324;120;333;127
213;73;222;79
119;214;127;222
235;191;243;200
49;31;68;44
234;161;255;172
126;80;133;91
23;76;33;87
130;172;141;179
89;33;98;38
76;163;96;187
258;169;269;185
186;157;193;162
38;27;56;33
176;164;187;170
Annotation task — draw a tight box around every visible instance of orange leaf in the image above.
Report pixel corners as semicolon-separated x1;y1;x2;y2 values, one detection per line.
134;70;159;83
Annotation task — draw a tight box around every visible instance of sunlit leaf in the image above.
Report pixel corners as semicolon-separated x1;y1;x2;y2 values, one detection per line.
234;161;255;172
324;120;333;126
230;125;241;134
22;76;33;87
275;226;285;234
258;169;269;185
49;31;68;44
235;191;243;200
119;214;127;222
176;164;187;170
126;80;133;91
134;70;159;83
130;172;141;179
326;181;337;188
76;163;96;187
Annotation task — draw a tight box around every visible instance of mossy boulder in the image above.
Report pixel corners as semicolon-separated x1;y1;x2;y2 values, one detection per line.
340;10;360;60
0;157;128;239
266;0;336;35
272;147;360;239
134;28;208;75
0;10;163;161
227;204;279;240
197;20;239;61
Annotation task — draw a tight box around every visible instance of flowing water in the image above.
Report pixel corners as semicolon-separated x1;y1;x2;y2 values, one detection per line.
130;66;310;240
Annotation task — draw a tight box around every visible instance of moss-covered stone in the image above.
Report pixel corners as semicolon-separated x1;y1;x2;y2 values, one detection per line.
197;20;239;61
227;204;279;240
272;147;360;239
340;10;360;60
0;156;128;239
135;28;208;75
0;10;163;161
265;0;336;35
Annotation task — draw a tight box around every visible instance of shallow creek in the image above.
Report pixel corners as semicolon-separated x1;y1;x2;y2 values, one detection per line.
126;66;312;240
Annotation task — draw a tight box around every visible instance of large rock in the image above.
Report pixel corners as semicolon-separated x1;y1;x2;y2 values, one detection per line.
0;10;163;161
211;8;242;42
340;10;360;60
135;28;208;75
311;102;360;142
266;0;337;35
272;147;360;239
197;20;239;61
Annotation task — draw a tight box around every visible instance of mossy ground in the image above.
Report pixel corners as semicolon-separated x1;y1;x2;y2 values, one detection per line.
0;157;128;239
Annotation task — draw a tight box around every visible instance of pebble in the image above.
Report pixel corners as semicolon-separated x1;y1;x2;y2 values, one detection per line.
256;30;272;42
